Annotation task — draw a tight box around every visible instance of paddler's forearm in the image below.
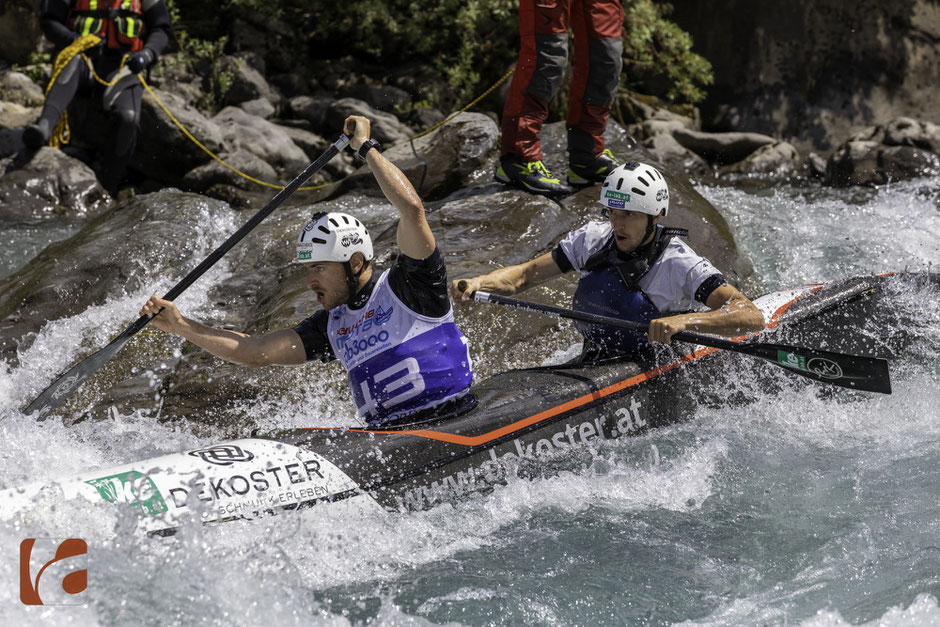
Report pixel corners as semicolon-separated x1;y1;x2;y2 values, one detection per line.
657;298;765;340
479;252;562;295
167;317;267;367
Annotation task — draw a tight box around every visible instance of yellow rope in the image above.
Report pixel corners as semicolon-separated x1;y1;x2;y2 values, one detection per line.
408;67;514;142
137;74;327;191
46;34;106;148
40;42;514;192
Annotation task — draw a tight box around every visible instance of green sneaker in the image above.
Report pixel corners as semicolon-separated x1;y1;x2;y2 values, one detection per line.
496;154;573;197
568;149;621;186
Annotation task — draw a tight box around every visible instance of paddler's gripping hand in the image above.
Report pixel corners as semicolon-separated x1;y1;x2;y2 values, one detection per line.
647;316;688;345
139;295;184;334
343;115;371;151
451;278;481;304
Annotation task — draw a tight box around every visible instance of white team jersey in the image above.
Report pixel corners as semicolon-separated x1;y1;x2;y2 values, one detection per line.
557;220;723;312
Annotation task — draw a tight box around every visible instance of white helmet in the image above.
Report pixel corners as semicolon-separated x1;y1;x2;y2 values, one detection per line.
599;162;669;217
296;211;374;264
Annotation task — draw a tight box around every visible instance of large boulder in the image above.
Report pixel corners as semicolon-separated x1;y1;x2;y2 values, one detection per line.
219;54;282;113
826;140;940;186
0;101;39;133
324;98;413;147
672;129;777;165
720;141;802;178
0;72;45;107
182;149;279;192
212;106;309;176
0;147;109;221
0;190;233;364
134;88;227;181
643;133;709;175
824;117;940;185
336;112;499;200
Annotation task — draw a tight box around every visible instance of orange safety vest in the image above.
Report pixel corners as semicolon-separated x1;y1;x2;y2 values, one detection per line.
67;0;145;52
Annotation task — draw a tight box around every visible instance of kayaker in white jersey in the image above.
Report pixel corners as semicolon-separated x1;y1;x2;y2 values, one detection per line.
452;161;765;360
141;115;473;426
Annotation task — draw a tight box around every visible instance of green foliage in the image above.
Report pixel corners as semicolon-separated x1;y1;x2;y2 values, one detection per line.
294;0;519;101
177;32;235;113
622;0;713;104
167;0;711;107
164;0;235;113
12;51;53;85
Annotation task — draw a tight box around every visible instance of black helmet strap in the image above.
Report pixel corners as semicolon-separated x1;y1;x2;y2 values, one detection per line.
342;256;372;305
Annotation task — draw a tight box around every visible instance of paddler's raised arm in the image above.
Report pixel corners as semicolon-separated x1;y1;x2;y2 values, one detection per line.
139;295;307;368
451;251;563;303
343;115;435;261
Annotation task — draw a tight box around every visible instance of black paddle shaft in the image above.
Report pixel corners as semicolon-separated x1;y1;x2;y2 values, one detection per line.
471;290;892;394
23;135;350;419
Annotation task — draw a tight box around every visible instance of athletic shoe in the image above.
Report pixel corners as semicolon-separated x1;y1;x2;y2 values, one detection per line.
496;154;573;197
568;149;621;186
22;119;52;151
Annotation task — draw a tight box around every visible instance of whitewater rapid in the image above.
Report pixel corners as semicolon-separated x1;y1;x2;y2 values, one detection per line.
1;178;939;625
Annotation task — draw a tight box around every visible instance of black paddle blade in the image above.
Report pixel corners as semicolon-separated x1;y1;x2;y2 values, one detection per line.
22;333;134;420
739;343;892;394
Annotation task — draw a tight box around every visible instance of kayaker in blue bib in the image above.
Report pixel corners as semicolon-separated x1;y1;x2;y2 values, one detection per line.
140;115;473;426
452;161;765;360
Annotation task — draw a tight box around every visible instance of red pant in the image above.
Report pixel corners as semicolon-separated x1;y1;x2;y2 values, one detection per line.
501;0;623;163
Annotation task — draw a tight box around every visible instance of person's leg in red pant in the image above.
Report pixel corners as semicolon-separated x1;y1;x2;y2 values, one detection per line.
497;0;574;196
566;0;624;186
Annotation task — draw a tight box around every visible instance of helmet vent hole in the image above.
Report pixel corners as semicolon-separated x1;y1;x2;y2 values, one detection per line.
637;175;649;186
317;225;330;234
342;215;350;224
310;238;327;245
616;179;624;190
631;186;646;196
329;218;338;227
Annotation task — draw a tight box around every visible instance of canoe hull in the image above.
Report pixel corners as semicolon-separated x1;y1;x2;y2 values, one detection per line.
3;272;935;533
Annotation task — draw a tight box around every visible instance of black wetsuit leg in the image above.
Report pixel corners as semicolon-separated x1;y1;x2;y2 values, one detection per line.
98;79;142;192
24;55;90;149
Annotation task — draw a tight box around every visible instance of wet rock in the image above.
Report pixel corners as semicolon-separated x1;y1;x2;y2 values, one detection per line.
0;147;109;221
670;1;940;153
825;119;940;186
806;152;827;179
212;106;309;175
0;190;233;364
720;140;801;178
672;129;777;165
881;118;940;153
337;112;499;200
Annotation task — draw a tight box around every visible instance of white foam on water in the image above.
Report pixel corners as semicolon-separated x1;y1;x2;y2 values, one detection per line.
697;178;940;289
1;178;938;624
